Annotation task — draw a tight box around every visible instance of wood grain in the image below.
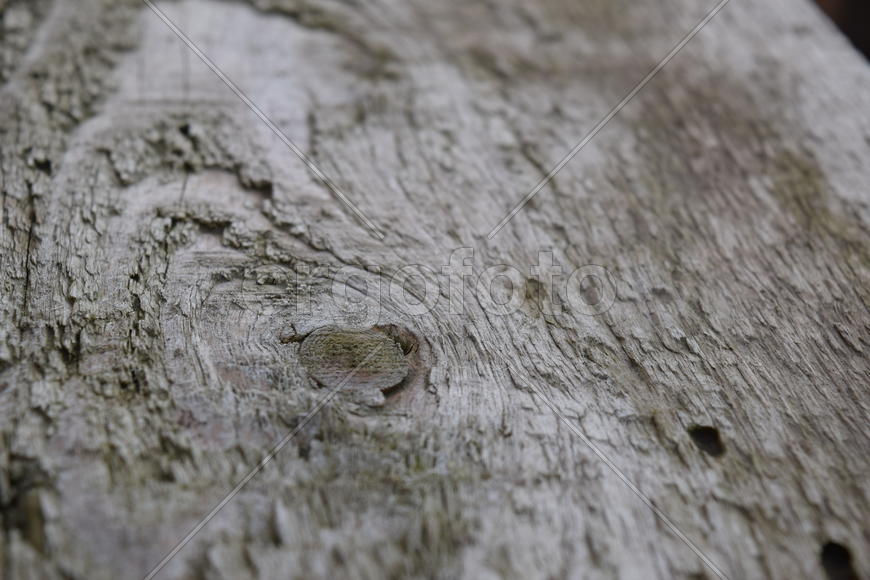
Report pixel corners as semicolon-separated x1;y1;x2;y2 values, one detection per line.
0;0;868;578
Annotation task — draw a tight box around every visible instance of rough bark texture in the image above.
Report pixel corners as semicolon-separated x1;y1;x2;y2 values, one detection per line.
1;0;869;579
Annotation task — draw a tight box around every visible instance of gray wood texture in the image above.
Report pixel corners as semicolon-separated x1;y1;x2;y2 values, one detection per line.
1;0;868;578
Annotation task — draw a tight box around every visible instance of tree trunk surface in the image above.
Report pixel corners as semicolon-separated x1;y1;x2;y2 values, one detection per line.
0;0;868;579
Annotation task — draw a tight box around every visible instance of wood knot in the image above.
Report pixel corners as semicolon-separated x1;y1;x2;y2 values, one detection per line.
298;326;409;391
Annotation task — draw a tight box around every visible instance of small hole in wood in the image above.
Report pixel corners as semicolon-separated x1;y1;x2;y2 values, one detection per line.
687;425;725;457
821;541;859;580
34;158;52;175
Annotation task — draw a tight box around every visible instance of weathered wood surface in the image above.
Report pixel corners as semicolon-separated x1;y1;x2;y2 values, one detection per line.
1;0;869;578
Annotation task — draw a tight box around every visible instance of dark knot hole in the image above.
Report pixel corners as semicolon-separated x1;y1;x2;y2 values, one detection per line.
687;425;725;457
821;541;858;580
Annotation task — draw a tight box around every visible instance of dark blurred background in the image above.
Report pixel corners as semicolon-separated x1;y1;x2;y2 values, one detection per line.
816;0;870;58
